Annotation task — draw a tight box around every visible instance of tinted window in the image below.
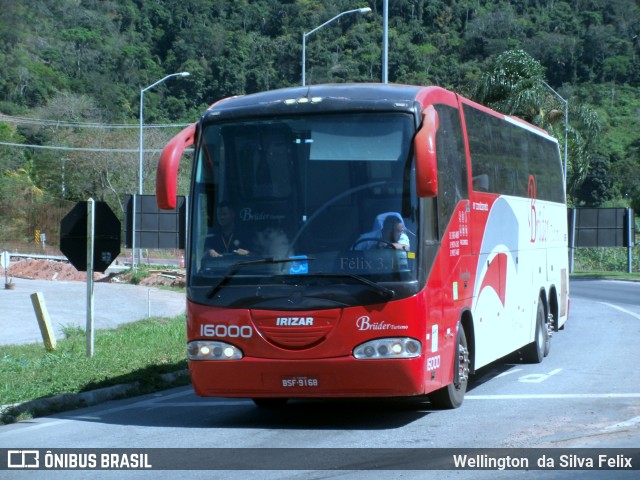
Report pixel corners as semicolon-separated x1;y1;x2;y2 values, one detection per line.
464;104;565;203
434;104;468;238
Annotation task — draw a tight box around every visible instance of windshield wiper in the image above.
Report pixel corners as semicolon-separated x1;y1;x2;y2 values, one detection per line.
303;273;395;300
207;257;315;299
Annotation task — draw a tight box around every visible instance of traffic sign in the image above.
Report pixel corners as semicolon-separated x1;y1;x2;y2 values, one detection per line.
60;201;121;272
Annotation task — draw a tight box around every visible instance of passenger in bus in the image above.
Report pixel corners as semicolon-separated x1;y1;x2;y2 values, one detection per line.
473;173;489;192
354;212;410;251
205;202;251;257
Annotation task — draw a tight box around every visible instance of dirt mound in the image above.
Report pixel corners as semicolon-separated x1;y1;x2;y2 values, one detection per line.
7;258;106;282
138;272;185;288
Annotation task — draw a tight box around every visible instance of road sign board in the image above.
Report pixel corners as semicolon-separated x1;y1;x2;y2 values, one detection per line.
124;194;187;249
60;201;121;272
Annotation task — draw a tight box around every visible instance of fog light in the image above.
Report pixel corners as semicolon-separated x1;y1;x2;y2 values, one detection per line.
406;340;420;354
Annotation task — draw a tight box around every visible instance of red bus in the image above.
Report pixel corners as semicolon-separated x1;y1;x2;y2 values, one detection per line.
157;84;569;408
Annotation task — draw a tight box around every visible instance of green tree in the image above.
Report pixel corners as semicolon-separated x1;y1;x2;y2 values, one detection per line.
0;166;44;242
469;50;545;121
573;154;612;206
0;0;637;214
0;122;27;171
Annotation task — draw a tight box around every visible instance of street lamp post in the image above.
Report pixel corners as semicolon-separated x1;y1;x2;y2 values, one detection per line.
139;72;190;196
134;71;190;268
302;7;371;86
382;0;388;83
541;81;568;183
61;158;68;197
542;81;571;272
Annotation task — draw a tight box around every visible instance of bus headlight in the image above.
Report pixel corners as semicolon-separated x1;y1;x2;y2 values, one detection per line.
353;338;422;359
187;341;243;360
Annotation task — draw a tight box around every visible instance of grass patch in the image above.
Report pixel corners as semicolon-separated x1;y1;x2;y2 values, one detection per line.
127;265;154;285
571;271;640;281
572;247;640;281
0;314;188;420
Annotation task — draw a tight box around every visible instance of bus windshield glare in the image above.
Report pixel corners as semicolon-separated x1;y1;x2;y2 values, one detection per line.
189;112;420;309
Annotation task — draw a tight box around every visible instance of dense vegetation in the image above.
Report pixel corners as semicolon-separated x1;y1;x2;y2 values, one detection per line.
0;0;639;245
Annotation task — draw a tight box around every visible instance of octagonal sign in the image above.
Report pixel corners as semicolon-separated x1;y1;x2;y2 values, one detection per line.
60;201;121;272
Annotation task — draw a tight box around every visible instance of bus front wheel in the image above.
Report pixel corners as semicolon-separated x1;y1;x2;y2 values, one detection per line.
428;326;469;409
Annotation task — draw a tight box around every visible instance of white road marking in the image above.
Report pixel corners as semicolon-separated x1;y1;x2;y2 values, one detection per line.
0;418;69;436
518;368;562;383
466;393;640;400
603;415;640;431
495;369;523;378
601;302;640;321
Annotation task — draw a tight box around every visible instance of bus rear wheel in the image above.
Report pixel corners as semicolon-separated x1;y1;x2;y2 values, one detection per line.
521;299;548;364
428;326;469;409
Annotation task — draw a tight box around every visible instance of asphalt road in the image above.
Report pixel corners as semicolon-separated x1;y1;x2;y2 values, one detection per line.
570;277;640;307
0;278;186;345
0;279;639;479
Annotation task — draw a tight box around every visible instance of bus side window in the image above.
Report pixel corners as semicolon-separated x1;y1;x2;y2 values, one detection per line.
433;104;467;239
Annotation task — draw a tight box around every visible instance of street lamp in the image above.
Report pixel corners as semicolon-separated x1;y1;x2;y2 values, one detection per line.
134;71;190;268
139;71;190;196
541;81;568;184
302;7;371;86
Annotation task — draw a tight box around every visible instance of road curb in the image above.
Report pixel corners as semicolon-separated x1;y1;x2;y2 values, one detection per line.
1;369;189;424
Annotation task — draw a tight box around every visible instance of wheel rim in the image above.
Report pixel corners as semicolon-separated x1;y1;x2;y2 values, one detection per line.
457;344;469;387
455;329;470;389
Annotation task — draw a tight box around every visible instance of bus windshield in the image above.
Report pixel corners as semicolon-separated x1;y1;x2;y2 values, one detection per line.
189;112;420;309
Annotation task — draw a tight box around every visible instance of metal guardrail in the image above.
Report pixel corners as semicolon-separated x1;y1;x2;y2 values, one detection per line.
7;253;67;262
4;252;180;270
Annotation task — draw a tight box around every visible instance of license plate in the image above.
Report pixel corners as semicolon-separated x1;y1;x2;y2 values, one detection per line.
281;376;319;388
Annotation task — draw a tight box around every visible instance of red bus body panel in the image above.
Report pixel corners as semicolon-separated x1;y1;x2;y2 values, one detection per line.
186;290;453;398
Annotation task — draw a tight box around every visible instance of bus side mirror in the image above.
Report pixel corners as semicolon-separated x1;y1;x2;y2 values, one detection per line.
414;105;439;198
156;123;196;210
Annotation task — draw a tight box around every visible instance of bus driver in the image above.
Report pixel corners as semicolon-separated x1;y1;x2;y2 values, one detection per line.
354;212;410;251
205;202;251;257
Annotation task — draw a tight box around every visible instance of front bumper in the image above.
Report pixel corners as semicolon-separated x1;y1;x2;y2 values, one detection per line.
189;355;427;398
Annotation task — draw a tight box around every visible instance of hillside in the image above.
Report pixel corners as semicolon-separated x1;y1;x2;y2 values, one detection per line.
0;0;639;232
